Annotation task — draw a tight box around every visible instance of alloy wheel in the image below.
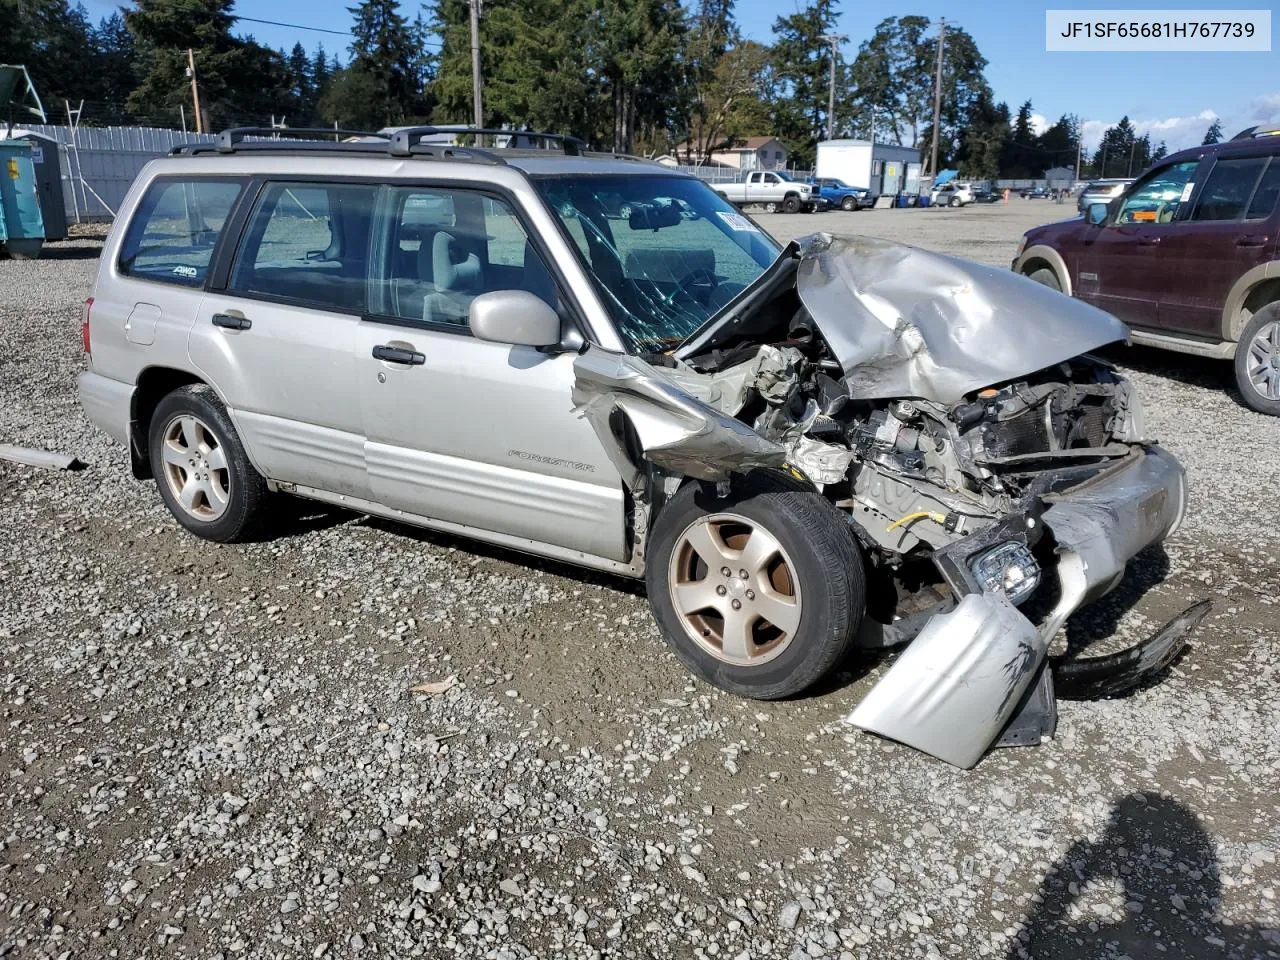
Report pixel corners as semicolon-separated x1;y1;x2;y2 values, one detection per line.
160;414;231;521
667;513;803;666
1247;320;1280;401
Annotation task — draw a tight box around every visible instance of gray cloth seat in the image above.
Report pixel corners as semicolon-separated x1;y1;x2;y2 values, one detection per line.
424;230;484;326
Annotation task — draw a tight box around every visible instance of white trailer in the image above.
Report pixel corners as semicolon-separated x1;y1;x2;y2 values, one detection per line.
815;141;873;191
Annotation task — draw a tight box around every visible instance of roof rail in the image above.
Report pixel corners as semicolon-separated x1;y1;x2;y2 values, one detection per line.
215;127;386;152
1230;125;1280;141
388;125;586;157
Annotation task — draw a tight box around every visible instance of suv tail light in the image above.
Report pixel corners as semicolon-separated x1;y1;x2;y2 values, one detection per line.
81;297;93;356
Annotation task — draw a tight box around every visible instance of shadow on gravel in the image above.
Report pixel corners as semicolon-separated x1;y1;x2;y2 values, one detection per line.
1062;545;1171;658
258;498;356;541
358;515;646;597
1008;792;1278;960
1103;343;1232;393
26;241;103;261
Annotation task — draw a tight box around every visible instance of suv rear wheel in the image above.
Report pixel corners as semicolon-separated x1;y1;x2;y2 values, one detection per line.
646;475;865;699
1234;304;1280;415
148;384;269;541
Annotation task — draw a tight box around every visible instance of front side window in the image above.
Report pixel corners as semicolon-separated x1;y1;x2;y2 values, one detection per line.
229;181;379;312
372;186;558;328
537;175;782;354
1189;156;1268;222
1115;161;1199;224
118;178;243;286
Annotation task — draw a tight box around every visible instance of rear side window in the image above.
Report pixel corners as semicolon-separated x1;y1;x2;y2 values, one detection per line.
1246;160;1280;220
229;181;379;313
1189;157;1268;222
118;179;243;286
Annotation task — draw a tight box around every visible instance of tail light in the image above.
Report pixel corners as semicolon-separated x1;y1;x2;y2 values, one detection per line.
81;297;93;356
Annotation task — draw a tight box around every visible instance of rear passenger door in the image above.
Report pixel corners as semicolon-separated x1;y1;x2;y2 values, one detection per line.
352;184;627;563
188;179;376;499
1154;154;1280;338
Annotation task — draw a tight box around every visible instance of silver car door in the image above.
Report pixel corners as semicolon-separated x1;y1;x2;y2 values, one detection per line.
355;184;627;562
187;180;375;499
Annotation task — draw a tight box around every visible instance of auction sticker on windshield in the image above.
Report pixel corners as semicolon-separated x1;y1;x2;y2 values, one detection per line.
717;211;759;232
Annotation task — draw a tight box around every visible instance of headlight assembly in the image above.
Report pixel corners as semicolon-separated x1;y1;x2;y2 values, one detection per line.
971;541;1041;605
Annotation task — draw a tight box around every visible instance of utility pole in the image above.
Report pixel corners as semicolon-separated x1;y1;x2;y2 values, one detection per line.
1126;139;1136;176
928;19;946;179
1074;114;1082;181
469;0;483;132
820;33;847;141
186;48;203;134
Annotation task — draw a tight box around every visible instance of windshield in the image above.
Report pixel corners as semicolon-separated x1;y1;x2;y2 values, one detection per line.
536;175;782;354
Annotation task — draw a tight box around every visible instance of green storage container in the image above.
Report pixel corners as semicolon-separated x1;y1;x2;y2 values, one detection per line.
0;139;45;259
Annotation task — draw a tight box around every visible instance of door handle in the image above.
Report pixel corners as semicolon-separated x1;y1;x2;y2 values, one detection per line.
212;312;252;330
1137;235;1161;246
1236;235;1269;248
372;344;426;365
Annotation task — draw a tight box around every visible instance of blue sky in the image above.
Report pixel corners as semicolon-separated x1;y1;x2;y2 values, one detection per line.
77;0;1278;151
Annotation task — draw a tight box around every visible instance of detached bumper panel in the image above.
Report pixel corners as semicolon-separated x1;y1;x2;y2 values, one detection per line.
847;446;1193;768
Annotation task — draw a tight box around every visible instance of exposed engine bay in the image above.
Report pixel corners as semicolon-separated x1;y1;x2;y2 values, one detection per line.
573;233;1205;768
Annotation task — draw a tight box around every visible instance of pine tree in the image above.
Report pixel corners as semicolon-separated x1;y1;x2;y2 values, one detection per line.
1201;118;1222;145
286;42;314;124
770;0;839;166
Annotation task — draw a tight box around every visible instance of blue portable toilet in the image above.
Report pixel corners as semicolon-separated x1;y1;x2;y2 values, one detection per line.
0;138;45;258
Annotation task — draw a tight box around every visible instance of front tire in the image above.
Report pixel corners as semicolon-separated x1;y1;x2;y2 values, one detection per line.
148;384;269;542
1027;267;1062;291
646;475;865;699
781;194;801;214
950;196;962;208
841;196;856;211
1234;304;1280;415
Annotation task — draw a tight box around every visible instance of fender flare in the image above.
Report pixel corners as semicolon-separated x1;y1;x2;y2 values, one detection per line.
1220;260;1280;342
1014;244;1072;296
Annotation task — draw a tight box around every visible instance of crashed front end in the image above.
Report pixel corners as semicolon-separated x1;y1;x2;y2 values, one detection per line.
574;233;1205;768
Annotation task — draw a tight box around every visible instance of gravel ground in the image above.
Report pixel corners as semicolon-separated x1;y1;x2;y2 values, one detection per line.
1;206;1278;960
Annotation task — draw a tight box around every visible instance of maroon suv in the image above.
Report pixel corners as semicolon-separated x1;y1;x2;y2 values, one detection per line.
1013;127;1280;414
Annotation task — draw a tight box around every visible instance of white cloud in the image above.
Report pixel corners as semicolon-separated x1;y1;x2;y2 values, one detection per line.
1030;112;1050;136
1077;95;1280;154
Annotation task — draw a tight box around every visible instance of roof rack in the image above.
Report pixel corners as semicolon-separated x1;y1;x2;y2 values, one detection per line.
387;125;586;157
1230;125;1280;141
215;127;386;152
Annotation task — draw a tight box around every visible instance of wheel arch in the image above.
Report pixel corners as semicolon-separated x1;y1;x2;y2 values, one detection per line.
1015;245;1072;296
1222;264;1280;342
129;367;209;479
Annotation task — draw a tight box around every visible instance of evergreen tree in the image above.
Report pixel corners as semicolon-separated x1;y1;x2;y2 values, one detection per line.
1201;118;1222;145
769;0;839;166
324;0;421;128
127;0;289;128
285;42;314;124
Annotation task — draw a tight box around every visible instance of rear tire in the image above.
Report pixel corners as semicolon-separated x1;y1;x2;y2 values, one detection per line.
950;196;962;208
1027;267;1062;291
1234;304;1280;416
148;384;269;542
646;474;865;699
782;194;801;214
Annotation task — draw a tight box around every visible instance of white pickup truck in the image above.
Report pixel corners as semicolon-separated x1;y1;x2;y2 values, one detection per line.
714;170;822;214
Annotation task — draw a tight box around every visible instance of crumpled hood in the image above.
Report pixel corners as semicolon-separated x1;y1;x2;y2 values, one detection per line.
682;233;1130;405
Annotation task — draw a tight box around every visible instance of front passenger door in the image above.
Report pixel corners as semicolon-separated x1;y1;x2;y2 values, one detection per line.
353;185;627;563
1077;160;1200;328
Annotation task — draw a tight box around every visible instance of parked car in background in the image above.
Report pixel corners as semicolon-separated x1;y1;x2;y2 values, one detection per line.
930;182;973;207
1020;186;1049;199
1075;178;1135;213
716;170;822;213
807;177;873;211
971;187;1002;203
1013;127;1280;414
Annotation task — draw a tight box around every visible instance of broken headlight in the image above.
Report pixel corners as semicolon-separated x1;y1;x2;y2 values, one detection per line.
970;542;1041;605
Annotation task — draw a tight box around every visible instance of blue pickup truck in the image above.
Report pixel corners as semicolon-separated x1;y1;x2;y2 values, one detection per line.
807;177;874;211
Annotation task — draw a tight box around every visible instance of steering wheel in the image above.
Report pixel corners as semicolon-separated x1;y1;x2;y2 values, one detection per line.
668;267;719;305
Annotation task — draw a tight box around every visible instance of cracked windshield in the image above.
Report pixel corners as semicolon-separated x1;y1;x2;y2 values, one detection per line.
537;176;781;354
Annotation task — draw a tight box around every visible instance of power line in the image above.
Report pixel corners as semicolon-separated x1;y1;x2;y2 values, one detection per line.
232;14;445;48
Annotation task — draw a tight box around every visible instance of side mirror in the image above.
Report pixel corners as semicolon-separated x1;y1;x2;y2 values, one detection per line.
469;290;560;348
1087;202;1109;226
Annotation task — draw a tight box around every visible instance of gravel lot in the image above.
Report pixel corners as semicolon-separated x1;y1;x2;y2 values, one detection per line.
2;204;1278;960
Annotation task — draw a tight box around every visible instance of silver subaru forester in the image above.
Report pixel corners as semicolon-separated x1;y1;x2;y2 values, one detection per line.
79;126;1206;767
